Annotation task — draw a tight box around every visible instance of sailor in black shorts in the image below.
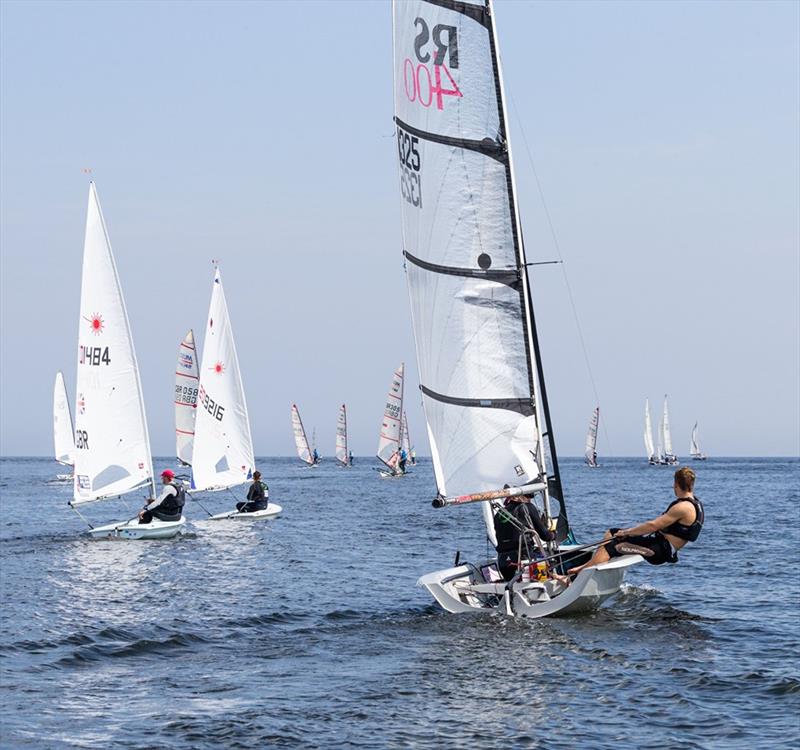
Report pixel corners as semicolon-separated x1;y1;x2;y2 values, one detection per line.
605;528;677;565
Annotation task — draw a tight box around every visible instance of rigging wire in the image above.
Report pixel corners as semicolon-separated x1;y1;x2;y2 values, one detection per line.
507;88;615;456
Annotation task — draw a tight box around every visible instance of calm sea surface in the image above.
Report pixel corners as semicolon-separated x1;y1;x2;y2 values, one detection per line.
1;456;798;749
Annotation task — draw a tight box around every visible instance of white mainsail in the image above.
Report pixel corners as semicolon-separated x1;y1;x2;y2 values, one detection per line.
585;407;599;466
377;363;404;470
690;421;704;458
53;371;75;466
335;404;349;465
72;183;154;504
644;399;656;461
191;268;254;492
175;329;199;466
662;395;675;458
401;411;412;455
392;0;566;540
291;404;314;465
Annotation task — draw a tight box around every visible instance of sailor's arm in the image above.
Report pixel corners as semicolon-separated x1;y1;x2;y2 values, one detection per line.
145;484;177;511
617;505;685;537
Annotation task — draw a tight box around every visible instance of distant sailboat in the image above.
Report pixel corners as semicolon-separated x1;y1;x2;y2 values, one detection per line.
690;421;707;461
53;371;75;481
292;404;318;467
661;395;678;465
644;399;657;465
192;266;280;521
175;329;199;467
69;183;184;539
401;411;416;466
335;404;351;466
376;363;405;478
585;407;600;468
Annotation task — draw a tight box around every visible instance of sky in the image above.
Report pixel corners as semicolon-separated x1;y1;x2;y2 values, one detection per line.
1;0;798;458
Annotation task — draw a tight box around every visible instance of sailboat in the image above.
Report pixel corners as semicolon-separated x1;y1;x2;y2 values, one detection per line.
335;404;352;466
585;407;600;468
192;267;281;521
401;411;416;466
690;421;707;461
392;0;642;617
68;183;184;540
644;399;657;465
53;371;75;481
376;363;406;478
661;395;679;465
175;329;199;467
291;404;318;466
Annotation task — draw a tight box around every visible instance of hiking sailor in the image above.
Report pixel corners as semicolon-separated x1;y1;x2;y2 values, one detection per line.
494;487;555;581
398;447;408;474
236;471;269;513
568;467;704;575
139;469;185;524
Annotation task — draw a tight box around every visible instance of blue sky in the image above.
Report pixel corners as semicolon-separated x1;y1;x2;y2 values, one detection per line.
1;0;798;457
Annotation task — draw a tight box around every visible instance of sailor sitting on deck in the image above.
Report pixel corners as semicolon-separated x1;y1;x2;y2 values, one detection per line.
568;467;704;575
494;488;554;582
236;471;269;513
139;469;185;524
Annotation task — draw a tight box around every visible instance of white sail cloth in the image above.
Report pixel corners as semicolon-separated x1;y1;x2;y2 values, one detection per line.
393;0;546;499
175;329;199;465
72;183;154;504
53;371;75;466
662;396;675;456
335;404;348;465
644;399;655;460
585;407;599;461
191;268;254;491
291;404;313;465
690;422;700;456
377;363;404;469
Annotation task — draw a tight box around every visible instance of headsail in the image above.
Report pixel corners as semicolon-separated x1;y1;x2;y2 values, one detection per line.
53;371;75;466
335;404;349;465
291;404;314;465
72;183;154;504
585;407;599;466
377;363;404;470
644;399;655;461
175;329;199;466
191;267;254;492
392;0;567;539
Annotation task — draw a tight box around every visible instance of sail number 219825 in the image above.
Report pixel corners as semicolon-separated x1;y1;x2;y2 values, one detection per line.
397;127;422;209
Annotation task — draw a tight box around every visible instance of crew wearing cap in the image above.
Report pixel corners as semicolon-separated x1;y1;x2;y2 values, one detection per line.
138;469;186;524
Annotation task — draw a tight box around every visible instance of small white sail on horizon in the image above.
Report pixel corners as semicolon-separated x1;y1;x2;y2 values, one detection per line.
662;395;678;464
644;399;656;464
175;329;199;466
335;404;349;466
191;267;255;492
291;404;315;466
585;407;599;467
690;421;707;460
53;371;75;468
377;363;404;473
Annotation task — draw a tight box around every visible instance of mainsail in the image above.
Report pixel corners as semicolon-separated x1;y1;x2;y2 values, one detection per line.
175;329;199;466
392;0;567;539
401;411;412;456
72;183;154;504
291;404;314;465
191;268;254;492
662;395;675;459
377;363;405;470
335;404;349;465
585;407;599;466
53;371;75;466
690;421;703;458
644;399;656;461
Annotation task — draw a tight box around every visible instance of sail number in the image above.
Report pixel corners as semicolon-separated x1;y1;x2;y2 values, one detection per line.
175;384;198;406
397;127;422;209
402;18;462;111
80;345;110;366
198;384;224;421
385;401;401;420
403;58;462;111
75;430;89;449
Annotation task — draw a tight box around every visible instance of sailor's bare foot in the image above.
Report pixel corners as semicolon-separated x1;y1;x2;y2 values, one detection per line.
566;566;583;576
551;573;571;586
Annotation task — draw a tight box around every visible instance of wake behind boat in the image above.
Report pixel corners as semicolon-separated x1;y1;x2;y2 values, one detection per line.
391;0;641;617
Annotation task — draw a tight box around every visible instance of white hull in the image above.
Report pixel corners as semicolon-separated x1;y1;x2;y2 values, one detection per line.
418;553;642;619
87;516;186;540
208;503;282;521
378;469;407;479
55;473;73;482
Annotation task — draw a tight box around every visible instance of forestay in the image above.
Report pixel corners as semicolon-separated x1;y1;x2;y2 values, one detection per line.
191;268;254;491
335;404;349;465
292;404;313;465
53;371;75;466
175;329;199;466
72;183;154;504
392;0;567;537
377;363;404;470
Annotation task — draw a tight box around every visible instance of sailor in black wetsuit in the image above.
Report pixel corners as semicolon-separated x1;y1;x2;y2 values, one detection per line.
494;491;555;581
236;471;269;513
139;469;185;524
568;467;704;575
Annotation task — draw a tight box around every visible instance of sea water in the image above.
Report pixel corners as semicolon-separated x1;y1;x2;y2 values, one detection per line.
1;456;798;749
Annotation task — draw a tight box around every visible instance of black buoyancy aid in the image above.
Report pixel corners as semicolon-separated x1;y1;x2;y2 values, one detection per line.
160;483;186;515
663;496;704;542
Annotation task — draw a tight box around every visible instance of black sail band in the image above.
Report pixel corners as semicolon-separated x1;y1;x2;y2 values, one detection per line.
394;117;508;165
404;250;520;288
420;384;534;416
422;0;490;28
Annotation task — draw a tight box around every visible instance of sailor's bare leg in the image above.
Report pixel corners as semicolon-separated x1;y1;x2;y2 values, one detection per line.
568;530;613;575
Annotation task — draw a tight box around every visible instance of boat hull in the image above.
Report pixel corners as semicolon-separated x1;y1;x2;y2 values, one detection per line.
208;504;282;521
418;553;642;619
88;516;186;540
